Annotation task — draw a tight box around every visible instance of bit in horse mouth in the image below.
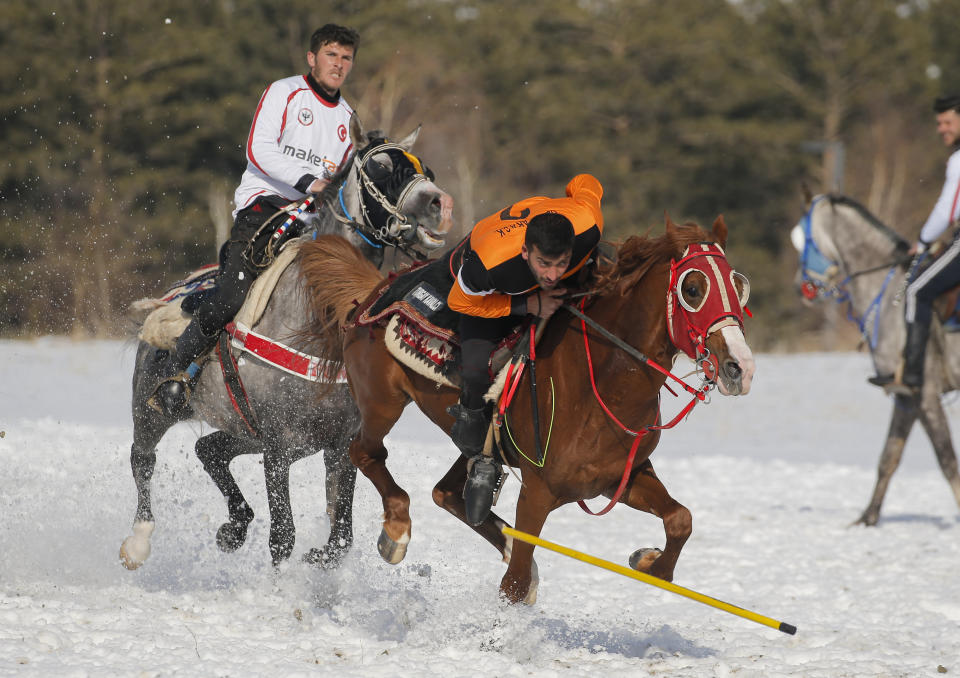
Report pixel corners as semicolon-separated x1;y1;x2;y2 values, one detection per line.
417;225;446;249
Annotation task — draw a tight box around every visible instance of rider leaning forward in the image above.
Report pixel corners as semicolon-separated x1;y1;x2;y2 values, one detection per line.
447;173;604;525
887;94;960;395
150;24;359;415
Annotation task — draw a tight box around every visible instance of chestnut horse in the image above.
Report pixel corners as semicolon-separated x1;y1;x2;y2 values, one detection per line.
302;216;755;603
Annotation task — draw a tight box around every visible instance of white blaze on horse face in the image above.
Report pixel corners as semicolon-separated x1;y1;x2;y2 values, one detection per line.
790;223;805;253
718;324;755;395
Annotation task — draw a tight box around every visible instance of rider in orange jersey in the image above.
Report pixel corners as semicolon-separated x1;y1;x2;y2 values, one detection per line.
448;173;604;525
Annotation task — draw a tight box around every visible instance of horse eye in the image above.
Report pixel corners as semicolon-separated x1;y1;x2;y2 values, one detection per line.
367;158;391;181
684;283;701;298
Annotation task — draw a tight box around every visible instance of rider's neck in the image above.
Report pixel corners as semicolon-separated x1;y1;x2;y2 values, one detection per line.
306;73;340;104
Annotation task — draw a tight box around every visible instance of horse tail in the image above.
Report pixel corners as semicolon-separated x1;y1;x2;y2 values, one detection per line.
297;234;383;367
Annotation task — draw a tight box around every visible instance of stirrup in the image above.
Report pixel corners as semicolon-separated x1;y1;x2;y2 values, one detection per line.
883;362;921;397
867;374;893;387
885;377;921;398
463;455;502;526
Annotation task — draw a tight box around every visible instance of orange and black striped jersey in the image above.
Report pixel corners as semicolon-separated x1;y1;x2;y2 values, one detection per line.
448;174;604;318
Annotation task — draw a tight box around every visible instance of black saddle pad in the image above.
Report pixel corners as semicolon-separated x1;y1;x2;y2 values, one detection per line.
368;246;461;332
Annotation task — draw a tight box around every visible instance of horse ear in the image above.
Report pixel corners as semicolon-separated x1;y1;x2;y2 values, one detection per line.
396;124;422;150
711;215;728;248
349;112;365;147
801;181;813;206
664;210;677;233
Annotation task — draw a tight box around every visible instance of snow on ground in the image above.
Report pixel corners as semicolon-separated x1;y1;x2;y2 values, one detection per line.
1;337;959;677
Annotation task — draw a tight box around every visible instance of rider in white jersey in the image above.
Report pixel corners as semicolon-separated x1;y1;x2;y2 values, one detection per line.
150;23;359;416
893;94;960;394
232;71;353;216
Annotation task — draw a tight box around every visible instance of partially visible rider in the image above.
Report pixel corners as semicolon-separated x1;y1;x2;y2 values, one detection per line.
150;23;359;415
891;94;960;395
446;173;604;525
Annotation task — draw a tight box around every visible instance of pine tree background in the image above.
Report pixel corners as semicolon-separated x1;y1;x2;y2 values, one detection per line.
3;0;959;350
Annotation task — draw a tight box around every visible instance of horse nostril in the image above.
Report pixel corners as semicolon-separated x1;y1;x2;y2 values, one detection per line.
724;361;742;381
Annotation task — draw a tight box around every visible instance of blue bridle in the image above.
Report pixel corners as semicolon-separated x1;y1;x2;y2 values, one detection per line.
795;195;901;351
797;196;846;300
337;185;382;249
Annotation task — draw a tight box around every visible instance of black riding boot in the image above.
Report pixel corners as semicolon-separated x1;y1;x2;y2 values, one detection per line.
449;401;489;457
448;400;500;526
148;319;219;416
897;321;930;393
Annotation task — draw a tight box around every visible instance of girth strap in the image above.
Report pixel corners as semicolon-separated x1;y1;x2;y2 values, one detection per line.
216;332;261;438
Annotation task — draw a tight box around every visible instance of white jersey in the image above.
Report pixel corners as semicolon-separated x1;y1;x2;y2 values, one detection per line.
920;147;960;245
232;74;354;218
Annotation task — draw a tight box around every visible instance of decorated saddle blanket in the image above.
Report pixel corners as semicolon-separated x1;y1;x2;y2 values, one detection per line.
133;242;302;349
131;241;344;383
351;246;529;395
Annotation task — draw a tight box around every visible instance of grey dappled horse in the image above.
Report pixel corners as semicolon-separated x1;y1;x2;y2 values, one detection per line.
792;193;960;525
120;115;454;568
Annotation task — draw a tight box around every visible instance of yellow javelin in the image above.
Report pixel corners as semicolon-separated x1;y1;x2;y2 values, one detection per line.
502;526;797;635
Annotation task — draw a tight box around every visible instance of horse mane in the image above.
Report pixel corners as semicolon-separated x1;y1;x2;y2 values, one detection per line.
826;194;910;249
296;235;383;369
592;220;714;296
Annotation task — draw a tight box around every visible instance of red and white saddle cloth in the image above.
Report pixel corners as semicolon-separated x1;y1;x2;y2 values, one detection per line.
133;241;345;384
224;321;346;383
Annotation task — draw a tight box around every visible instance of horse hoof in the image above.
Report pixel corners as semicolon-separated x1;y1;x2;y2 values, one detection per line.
216;521;249;553
628;547;662;572
302;546;346;569
119;521;155;570
118;540;145;570
523;559;540;605
377;529;409;564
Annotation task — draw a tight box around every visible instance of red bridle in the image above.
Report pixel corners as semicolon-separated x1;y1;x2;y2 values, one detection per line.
666;243;748;381
577;242;749;516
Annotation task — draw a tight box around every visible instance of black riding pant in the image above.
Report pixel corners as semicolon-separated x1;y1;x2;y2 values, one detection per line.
193;195;291;336
458;313;523;409
905;234;960;330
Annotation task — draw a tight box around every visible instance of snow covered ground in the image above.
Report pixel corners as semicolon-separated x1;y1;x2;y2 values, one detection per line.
2;337;959;677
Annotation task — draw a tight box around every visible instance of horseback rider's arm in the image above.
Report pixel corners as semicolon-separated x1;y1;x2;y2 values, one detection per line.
448;250;526;318
918;150;960;250
565;173;604;229
556;173;605;279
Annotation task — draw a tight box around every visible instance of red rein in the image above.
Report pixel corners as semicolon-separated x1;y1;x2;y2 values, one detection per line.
578;243;746;515
576;301;711;515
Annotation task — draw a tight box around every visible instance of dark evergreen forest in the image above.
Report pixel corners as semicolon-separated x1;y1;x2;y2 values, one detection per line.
3;0;959;350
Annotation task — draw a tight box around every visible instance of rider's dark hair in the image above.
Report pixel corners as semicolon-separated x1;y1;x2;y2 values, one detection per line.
525;212;575;257
934;94;960;114
310;24;360;56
